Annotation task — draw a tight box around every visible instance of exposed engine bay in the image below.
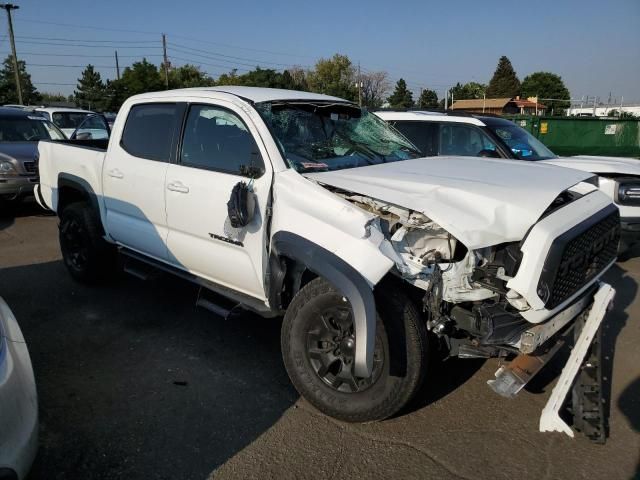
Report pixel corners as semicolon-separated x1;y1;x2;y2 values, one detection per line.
336;190;532;355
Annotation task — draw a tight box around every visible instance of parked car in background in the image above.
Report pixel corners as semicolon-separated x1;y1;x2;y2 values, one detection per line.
68;114;111;141
376;110;640;253
103;112;117;129
35;107;95;138
36;87;619;436
0;297;38;480
0;107;65;206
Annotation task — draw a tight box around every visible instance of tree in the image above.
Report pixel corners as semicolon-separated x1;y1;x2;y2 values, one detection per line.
118;59;164;97
521;71;570;114
306;54;356;101
608;109;636;119
235;67;288;88
387;79;414;109
283;66;308;91
40;92;67;104
417;88;438;108
169;64;214;89
486;56;520;98
74;64;106;110
0;56;41;105
360;71;389;108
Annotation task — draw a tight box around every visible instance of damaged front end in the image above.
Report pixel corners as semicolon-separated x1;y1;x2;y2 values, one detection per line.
338;190;532;355
334;187;618;440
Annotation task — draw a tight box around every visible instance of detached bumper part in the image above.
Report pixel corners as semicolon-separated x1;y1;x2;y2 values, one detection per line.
539;282;614;437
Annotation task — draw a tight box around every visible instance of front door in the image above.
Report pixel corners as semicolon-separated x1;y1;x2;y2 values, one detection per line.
165;102;272;300
103;102;183;261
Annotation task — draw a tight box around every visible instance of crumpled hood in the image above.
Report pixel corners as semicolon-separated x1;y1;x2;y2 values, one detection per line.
541;155;640;176
305;156;592;249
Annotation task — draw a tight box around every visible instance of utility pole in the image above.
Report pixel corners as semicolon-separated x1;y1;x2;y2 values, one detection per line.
356;62;362;107
162;33;169;90
0;3;22;105
115;50;120;80
444;89;448;110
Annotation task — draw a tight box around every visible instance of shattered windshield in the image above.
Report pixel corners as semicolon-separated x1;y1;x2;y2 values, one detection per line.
487;122;557;161
255;101;421;172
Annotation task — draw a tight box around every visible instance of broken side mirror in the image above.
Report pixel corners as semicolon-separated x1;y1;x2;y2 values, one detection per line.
227;181;256;228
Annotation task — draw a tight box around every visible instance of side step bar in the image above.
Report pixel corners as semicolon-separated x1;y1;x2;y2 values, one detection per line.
119;247;277;317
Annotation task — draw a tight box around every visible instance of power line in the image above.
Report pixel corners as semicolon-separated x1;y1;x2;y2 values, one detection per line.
14;39;162;49
169;55;251;74
170;42;311;68
0;51;162;58
15;34;157;44
25;62;127;69
15;18;160;35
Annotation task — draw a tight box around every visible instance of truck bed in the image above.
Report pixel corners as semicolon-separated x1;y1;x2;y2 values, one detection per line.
37;139;108;212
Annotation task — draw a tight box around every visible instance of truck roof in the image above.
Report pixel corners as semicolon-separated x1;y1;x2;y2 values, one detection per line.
129;86;352;104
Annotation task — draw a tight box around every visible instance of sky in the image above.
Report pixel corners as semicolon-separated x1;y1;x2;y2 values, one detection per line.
2;0;639;104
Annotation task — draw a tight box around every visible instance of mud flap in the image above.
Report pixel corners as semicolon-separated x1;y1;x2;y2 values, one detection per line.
539;283;614;437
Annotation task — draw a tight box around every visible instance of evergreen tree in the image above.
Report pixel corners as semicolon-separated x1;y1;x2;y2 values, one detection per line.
74;65;106;110
486;56;520;98
387;79;414;108
0;56;41;105
417;88;438;108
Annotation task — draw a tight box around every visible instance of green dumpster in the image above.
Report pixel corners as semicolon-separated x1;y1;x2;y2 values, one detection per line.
507;116;640;158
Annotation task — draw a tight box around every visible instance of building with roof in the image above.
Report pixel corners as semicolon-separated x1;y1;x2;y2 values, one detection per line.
451;97;546;115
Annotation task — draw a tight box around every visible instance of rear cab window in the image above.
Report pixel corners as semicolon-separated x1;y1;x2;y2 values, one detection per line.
121;103;180;161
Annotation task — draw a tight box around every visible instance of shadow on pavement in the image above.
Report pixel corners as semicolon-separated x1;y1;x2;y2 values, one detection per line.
0;198;53;231
0;259;296;480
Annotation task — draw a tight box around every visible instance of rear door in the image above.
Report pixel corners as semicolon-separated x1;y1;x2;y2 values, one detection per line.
165;101;272;300
102;102;184;261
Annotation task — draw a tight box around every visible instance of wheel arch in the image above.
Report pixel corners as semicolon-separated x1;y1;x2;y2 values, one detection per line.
57;173;104;235
269;231;376;377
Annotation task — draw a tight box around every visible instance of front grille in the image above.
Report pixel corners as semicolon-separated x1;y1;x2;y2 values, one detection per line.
537;205;619;309
23;160;37;174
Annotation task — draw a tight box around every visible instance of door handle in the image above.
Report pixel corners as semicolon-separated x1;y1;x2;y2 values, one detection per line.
167;181;189;193
107;168;124;179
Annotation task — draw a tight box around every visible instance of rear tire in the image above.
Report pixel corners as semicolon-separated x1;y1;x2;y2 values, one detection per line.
59;202;117;284
281;277;428;422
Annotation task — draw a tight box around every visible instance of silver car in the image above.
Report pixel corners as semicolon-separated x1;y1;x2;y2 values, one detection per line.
0;297;38;479
0;107;65;205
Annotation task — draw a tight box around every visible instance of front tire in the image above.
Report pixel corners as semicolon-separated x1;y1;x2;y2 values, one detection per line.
59;202;117;284
281;277;428;422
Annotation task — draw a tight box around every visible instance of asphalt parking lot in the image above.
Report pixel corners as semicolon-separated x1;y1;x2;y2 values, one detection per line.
1;202;638;480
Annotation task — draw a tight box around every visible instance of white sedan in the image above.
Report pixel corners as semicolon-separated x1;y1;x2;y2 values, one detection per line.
0;297;37;480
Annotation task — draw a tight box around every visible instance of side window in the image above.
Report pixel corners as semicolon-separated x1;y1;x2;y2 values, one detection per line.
121;103;179;161
439;124;498;156
391;121;438;156
180;104;264;176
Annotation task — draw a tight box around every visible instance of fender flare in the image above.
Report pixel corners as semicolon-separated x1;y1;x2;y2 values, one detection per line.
57;173;100;213
271;231;376;377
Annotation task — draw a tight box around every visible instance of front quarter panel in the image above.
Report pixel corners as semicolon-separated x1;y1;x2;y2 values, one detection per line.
271;169;395;376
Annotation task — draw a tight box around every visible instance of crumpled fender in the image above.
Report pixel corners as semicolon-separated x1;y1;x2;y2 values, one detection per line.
270;170;395;377
271;232;376;376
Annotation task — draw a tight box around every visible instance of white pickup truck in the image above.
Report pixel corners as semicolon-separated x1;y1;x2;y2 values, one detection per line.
36;87;619;436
